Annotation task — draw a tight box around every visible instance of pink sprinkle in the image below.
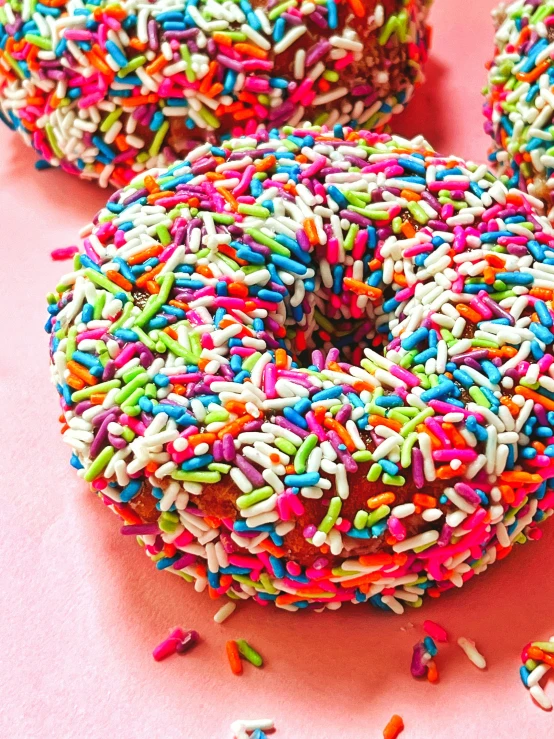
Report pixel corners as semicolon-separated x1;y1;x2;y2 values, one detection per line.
51;245;79;261
152;628;185;661
423;620;449;643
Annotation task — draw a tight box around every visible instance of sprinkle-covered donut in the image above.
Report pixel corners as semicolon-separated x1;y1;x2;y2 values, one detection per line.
484;0;554;213
0;0;431;188
47;125;554;613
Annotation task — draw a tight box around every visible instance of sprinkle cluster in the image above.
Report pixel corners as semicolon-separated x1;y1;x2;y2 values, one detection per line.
0;0;431;187
520;634;554;711
484;0;554;213
47;125;554;613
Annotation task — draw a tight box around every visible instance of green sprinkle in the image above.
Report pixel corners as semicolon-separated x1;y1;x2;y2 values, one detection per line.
382;474;406;486
354;510;369;529
84;268;130;298
71;379;121;402
236;639;263;667
294;434;318;474
157;331;199;363
367;463;382;482
352;450;373;463
171;470;222;483
236;486;274;510
114;372;149;404
366;505;390;528
245;228;290;256
83;446;115;482
275;437;298;456
318;496;342;533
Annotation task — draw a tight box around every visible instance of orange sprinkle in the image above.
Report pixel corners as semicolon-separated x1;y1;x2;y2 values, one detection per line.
383;715;405;739
90;393;107;405
144;174;160;193
367;492;396;509
226;641;243;675
66;373;85;390
343;277;383;300
456;303;482;323
498;484;515;505
346;0;366;18
515;385;554;413
196;264;214;278
275;348;288;369
127;245;163;265
412;494;437;509
323;418;356;452
516;58;552;83
188;433;217;447
401;221;416;238
500;469;543;485
235;42;268;59
258;539;286;558
436;463;466;480
106;269;133;292
339;572;382;588
358;553;395;567
135;262;164;287
400;189;421;202
426;660;439;684
368;415;402;432
217;415;255;439
304;218;319;245
224;400;247;416
66;360;98;386
145;279;160;294
163;326;179;340
530;288;554;300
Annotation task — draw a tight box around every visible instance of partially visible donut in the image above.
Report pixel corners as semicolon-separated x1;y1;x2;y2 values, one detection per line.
47;125;554;613
0;0;431;187
484;0;554;213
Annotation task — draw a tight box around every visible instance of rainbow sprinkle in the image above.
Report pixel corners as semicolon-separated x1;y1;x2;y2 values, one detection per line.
46;125;554;613
0;0;431;187
520;635;554;711
484;0;554;213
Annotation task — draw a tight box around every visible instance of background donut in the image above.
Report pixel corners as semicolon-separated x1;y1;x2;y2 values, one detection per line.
0;0;432;187
484;0;554;213
47;125;554;613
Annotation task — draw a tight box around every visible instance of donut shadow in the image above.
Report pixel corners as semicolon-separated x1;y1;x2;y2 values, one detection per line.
393;57;449;153
5;131;109;221
80;480;554;721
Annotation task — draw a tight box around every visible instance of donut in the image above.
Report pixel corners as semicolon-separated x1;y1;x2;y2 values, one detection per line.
484;0;554;213
47;125;554;614
0;0;432;188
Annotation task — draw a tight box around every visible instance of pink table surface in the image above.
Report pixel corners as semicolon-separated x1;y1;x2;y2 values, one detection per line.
2;1;554;737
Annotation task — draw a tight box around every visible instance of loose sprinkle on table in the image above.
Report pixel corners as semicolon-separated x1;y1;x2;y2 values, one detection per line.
423;619;448;643
51;246;79;262
214;602;237;624
383;714;405;739
457;636;487;670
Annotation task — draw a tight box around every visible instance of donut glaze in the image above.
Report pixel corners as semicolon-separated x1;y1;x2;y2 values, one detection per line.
484;0;554;214
0;0;431;187
47;126;554;613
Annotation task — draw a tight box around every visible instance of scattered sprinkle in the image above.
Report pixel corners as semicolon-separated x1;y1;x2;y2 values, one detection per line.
383;714;404;739
423;620;448;643
457;636;486;670
214;602;237;624
51;246;79;261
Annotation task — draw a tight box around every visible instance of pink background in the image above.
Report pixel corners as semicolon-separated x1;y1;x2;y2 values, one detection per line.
2;1;554;736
